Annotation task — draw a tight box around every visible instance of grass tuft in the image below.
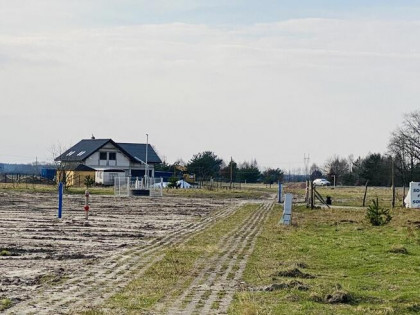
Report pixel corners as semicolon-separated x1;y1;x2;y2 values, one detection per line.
0;298;12;311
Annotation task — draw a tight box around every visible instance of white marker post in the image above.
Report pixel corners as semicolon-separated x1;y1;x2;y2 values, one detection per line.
280;193;293;225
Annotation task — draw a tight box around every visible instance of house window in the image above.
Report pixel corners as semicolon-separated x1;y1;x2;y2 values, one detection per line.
109;152;116;160
99;152;107;160
66;151;75;156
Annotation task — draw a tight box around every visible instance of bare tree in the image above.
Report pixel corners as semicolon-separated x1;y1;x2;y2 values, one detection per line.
323;155;350;185
388;110;420;184
50;142;75;188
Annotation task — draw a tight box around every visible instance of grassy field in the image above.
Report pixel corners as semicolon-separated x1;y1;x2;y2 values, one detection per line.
284;183;406;208
0;183;113;195
231;203;420;314
0;182;275;198
0;182;405;207
3;184;419;314
163;185;276;199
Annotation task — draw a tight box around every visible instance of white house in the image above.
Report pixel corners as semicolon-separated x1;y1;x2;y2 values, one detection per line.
55;138;162;185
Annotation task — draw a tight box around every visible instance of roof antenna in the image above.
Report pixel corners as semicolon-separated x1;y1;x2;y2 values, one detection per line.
91;134;95;140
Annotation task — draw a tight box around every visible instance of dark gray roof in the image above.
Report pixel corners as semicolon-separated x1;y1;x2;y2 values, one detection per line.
117;143;162;164
73;164;96;172
55;139;162;164
55;139;112;162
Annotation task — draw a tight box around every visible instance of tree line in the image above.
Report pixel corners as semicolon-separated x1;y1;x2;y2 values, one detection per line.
157;110;419;187
156;152;284;184
313;110;420;187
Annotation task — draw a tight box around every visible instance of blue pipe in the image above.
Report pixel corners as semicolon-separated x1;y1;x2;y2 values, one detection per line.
58;182;63;218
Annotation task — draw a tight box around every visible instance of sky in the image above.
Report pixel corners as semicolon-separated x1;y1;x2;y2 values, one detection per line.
1;1;419;172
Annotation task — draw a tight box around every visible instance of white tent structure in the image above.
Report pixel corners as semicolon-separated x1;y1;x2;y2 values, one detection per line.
177;180;192;189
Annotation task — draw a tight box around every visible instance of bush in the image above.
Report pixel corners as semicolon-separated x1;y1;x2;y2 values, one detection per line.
167;176;179;189
84;175;95;188
366;198;392;226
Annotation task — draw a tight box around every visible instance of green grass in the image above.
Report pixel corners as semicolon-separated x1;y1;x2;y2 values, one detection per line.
0;183;113;195
0;249;11;256
230;204;420;314
86;204;261;314
284;184;406;208
163;187;274;199
0;298;12;311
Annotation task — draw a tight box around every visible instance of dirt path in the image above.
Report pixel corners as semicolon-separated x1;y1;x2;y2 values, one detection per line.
0;191;236;314
158;201;273;314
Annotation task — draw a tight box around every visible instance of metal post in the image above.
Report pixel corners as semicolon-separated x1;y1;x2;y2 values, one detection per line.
145;133;149;183
84;190;90;220
391;157;395;208
310;181;314;209
230;157;233;189
278;181;282;203
58;182;63;218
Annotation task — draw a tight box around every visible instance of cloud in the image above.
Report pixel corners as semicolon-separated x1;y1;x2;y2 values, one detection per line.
0;18;419;166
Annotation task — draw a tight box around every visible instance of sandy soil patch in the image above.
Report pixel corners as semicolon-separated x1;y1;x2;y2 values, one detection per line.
0;191;231;313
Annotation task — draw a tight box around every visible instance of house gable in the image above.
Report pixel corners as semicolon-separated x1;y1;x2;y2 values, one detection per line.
85;143;130;168
55;139;114;162
55;138;162;167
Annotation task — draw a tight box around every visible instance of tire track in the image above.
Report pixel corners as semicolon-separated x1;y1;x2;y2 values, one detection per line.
162;201;273;314
153;202;265;314
206;202;273;314
6;201;244;315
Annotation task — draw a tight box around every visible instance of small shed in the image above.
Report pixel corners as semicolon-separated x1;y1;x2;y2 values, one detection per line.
57;164;96;187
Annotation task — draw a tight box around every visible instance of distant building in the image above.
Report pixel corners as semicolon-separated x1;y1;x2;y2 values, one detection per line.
54;138;162;186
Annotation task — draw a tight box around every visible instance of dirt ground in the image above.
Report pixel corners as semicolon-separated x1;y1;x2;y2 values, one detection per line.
0;191;236;314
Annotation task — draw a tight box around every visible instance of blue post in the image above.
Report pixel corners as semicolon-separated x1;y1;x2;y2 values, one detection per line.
58;182;63;219
278;181;282;203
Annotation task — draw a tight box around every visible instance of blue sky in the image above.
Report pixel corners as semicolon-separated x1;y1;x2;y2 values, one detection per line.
1;1;420;171
2;1;420;31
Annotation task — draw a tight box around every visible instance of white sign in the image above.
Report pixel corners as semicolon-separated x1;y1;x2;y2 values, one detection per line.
405;182;420;209
280;193;293;225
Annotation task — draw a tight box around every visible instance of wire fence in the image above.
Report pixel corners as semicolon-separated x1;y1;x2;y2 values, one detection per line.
0;173;55;185
114;177;164;197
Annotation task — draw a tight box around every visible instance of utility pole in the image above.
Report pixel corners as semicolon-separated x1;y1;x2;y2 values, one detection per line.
230;157;233;189
391;156;395;208
304;153;310;204
304;153;310;179
145;133;149;186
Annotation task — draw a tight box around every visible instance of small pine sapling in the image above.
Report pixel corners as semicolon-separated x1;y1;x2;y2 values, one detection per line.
366;198;392;226
168;176;179;189
84;175;95;189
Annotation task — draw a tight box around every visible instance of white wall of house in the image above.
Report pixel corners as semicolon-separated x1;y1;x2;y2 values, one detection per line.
81;143;158;182
104;172;125;185
95;170;104;184
95;170;125;185
85;144;130;168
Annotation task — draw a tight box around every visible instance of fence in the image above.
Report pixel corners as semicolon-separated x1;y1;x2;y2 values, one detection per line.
198;180;242;190
0;173;55;185
114;177;163;197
